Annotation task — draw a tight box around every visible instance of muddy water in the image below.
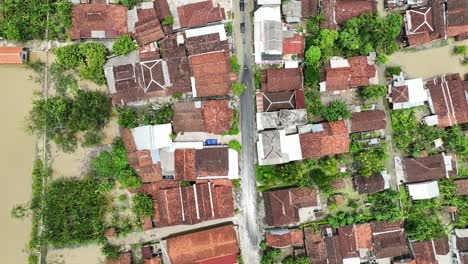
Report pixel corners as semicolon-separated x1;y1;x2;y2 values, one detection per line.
0;63;38;263
388;39;468;79
46;244;104;264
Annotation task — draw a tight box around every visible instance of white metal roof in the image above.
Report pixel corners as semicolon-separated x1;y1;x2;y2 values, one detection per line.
254;6;282;63
406;78;428;102
257;0;281;5
228;149;239;179
343;258;361;264
279;131;302;162
131;124;173;150
185;24;227;41
407;181;440;200
330;57;350;68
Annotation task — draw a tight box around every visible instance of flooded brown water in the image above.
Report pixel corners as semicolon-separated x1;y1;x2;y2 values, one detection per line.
388;39;468;79
0;63;37;263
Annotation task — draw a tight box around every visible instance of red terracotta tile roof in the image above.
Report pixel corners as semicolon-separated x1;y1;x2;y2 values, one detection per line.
0;47;24;64
405;1;446;46
426;74;468;128
263;187;318;226
300;121;350;159
324;56;376;91
185;33;229;56
322;0;376;29
392;86;410;103
166;225;239;264
447;0;468;38
106;252;132;264
411;241;437;264
371;220;409;259
70;4;128;40
337;225;359;259
196;147;229;177
404;154;457;183
134;8;165;46
301;0;318;18
261;91;297;112
202;100;233;134
354;173;385;194
172;102;205;132
190;50;231;97
154;0;172;25
197;253;238;264
261;68;303;92
304;228;328;264
175;149;197;181
355;223;373;250
177;0;225;29
266;229;304;248
283;34;305;55
434;236;450;255
325;236;343;264
144;257;162;264
456;179;468;195
350;110;386;133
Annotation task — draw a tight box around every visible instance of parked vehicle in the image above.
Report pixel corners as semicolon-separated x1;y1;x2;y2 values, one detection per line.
204;139;218;146
240;0;245;11
240;22;246;33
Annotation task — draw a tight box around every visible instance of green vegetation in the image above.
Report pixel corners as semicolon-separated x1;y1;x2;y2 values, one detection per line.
257;157;349;193
359;85;388;100
385;66;402;78
439;179;468;228
283;256;311;264
353;145;388;177
42;176;107;247
229;140;242;152
322;100;352;122
121;0;141;9
391;109;467;157
223;109;240;135
0;0;72;41
101;243;120;260
233;179;241;189
254;67;263;90
91;138;142;190
405;199;446;241
260;248;281;264
172;92;184;100
117;104;174;129
230;56;241;73
225;22;233;34
305;46;321;66
453;45;467;55
162;15;174;26
27;90;111;152
112;35;136;56
132;194;154;217
53;43;108;85
232;82;246;96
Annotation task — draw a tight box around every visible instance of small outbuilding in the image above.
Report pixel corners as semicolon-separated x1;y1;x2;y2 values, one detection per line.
0;47;28;64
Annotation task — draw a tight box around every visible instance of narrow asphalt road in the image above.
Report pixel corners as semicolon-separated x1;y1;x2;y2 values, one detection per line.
234;0;261;263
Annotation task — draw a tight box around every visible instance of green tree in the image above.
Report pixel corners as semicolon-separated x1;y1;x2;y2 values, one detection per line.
68;90;111;131
229;140;242;152
121;0;141;9
117;107;139;129
230;56;241;73
53;44;82;69
101;243;120;260
367;190;404;221
163;15;174;26
353;145;387;177
117;169;142;190
112;35;136;56
305;46;321;65
225;22;233;33
359;85;388;100
261;248;281;264
132;194;154;217
322;101;351;121
453;45;467;55
283;256;311;264
231;82;246;96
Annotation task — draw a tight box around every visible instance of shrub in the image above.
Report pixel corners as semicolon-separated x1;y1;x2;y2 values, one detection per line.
305;46;321;65
230;56;241;73
353;145;388;176
117;170;142;190
322;100;351;121
132;194;154;217
121;0;140;9
101;243;120;260
261;248;281;264
229;140;242;152
117;107;139;129
385;66;402;77
82;130;103;148
163;15;174;26
112;35;136;56
453;45;467;55
172;92;183;100
359;85;388;100
233;179;241;189
231;82;246;96
224;109;240;135
225;22;233;33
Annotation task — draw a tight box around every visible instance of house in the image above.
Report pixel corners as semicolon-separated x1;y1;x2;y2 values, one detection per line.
106;35;191;105
174;146;239;180
299;121;350;159
353;171;390;194
320;55;377;92
257;129;303;165
266;229;304;248
165;224;239;264
404;153;457;183
70;4;128;40
404;0;446;46
349;110;386;133
304;227;328;264
106;252;132;264
172;100;233;134
456;179;468;195
150;181;234;227
184;24;229;56
132;5;165;46
321;0;377;29
261;68;303;93
282;0;302;23
263;187;320;226
389;76;428;109
254;5;283;64
404;153;457;199
0;47;28;64
256;109;308;130
256;89;305;112
447;0;468;40
371;220;409;260
410;237;451;264
454;229;468;264
176;0;225;29
190;50;233;97
283;34;305;59
385;0;428;10
426;73;468;127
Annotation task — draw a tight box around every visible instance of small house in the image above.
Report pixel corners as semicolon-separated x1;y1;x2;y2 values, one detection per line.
0;47;28;64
